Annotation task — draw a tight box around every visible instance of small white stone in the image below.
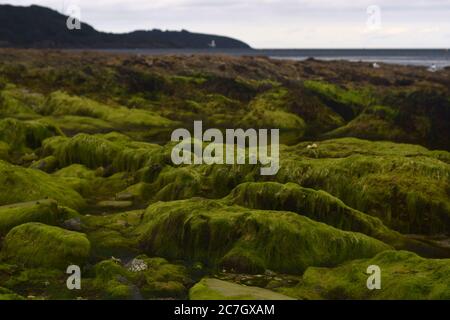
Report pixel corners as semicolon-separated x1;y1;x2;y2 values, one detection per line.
127;258;148;272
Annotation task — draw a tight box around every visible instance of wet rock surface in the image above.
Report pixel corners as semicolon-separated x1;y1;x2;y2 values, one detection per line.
0;49;449;300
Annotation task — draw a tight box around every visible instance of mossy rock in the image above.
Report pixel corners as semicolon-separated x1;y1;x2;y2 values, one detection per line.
226;182;390;237
240;88;306;132
81;210;144;260
2;223;91;269
138;198;390;274
138;256;192;299
324;112;407;142
92;260;136;300
0;86;43;118
54;164;97;179
0;287;25;300
0;117;62;152
224;182;448;257
97;200;133;209
0;160;85;210
91;256;192;300
88;229;139;260
280;250;450;300
137;137;450;235
0;266;75;300
303;80;373;120
43;115;114;134
45;134;120;169
0;199;66;235
29;155;59;173
42;91;176;128
278;138;450;234
0;142;10;164
44;132;164;173
189;278;295;300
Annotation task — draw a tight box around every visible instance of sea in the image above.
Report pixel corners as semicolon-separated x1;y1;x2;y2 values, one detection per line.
102;48;450;69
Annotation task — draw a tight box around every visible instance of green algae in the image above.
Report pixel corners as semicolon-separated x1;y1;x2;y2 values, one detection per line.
240;88;306;132
42;91;177;128
0;85;43;119
0;117;62;152
2;222;90;269
131;137;450;235
138;198;390;274
279;250;450;300
0;287;25;300
29;155;58;172
90;256;192;300
0;160;85;210
278;139;450;234
87;229;138;260
80;210;144;260
43;115;114;134
44;132;164;173
0;199;65;235
0;141;10;161
0;51;449;300
225;181;389;236
0;266;76;300
91;260;136;299
304;80;374;120
138;256;192;299
224;181;449;258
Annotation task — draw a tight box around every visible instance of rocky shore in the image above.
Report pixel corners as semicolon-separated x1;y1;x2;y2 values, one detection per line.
0;49;449;300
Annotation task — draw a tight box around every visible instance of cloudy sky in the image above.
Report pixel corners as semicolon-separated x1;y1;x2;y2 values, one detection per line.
2;0;449;48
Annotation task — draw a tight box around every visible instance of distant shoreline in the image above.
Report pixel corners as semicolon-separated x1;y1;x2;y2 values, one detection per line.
87;48;450;68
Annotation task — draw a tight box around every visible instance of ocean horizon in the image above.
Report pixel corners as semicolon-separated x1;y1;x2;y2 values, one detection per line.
97;48;450;68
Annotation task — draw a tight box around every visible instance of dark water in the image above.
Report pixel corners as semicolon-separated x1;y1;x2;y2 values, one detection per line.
102;48;450;69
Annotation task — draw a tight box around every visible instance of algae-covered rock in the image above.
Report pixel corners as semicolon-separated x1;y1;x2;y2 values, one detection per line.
279;138;450;234
280;250;450;300
88;229;138;260
226;182;390;237
0;266;73;300
190;278;295;300
0;287;25;300
81;210;144;260
137;256;192;299
0;50;449;300
239;87;306;133
97;200;133;209
42;91;176;128
29;155;58;173
0;160;85;210
2;222;91;269
0;199;65;235
0;86;42;118
91;256;192;300
0;117;61;151
91;260;136;300
0;141;10;161
224;182;449;257
44;132;164;173
134;137;450;235
303;80;371;120
138;199;390;274
54;164;97;179
46;134;120;169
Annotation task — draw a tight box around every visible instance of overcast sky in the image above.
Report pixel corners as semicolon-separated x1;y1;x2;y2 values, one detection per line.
2;0;449;48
